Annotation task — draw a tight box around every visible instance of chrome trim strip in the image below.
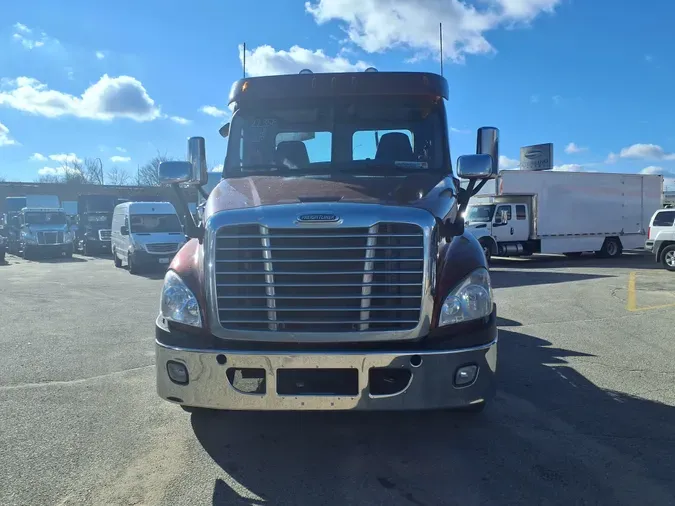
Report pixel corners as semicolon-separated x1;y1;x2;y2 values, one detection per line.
155;337;499;356
205;203;437;343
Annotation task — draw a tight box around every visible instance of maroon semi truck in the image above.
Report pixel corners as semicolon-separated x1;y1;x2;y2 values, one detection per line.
156;70;499;413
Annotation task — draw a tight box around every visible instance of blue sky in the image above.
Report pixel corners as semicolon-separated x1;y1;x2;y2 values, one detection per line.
0;0;674;190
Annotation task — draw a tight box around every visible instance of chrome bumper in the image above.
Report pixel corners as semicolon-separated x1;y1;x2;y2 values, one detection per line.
155;337;498;411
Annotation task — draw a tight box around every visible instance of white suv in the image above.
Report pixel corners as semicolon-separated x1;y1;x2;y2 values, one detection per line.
645;208;675;271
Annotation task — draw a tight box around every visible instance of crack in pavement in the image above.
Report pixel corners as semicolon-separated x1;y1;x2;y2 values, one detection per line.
0;364;154;391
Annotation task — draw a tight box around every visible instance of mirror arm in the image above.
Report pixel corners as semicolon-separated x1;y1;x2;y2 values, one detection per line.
472;178;488;197
458;179;476;215
198;187;209;200
170;183;203;242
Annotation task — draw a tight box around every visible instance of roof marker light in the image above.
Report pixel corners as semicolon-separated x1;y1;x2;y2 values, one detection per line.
364;67;378;72
299;69;313;74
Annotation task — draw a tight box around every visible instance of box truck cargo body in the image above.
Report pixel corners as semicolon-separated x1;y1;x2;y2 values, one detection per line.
465;171;663;260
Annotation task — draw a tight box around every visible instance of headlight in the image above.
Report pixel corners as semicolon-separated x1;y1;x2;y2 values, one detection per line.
22;232;37;244
439;267;493;326
160;270;202;327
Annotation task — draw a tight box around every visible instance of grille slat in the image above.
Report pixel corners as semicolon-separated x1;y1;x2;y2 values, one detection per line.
146;243;179;253
214;223;424;333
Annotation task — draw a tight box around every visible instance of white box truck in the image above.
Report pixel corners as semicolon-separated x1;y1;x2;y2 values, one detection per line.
465;171;663;260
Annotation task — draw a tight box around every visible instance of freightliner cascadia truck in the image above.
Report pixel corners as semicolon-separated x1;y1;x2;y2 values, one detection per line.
155;70;500;413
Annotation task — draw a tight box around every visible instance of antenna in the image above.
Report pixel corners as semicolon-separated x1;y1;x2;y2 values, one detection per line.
242;42;246;78
439;23;444;76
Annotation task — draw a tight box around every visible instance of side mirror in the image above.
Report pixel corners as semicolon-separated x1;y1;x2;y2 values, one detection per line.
494;215;502;225
457;154;494;180
159;161;194;185
188;136;209;186
219;123;230;138
120;225;129;236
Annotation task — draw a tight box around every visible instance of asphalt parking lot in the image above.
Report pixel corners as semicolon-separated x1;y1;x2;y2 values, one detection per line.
1;251;674;506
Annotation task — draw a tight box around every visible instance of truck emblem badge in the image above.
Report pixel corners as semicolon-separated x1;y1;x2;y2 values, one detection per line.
297;213;339;222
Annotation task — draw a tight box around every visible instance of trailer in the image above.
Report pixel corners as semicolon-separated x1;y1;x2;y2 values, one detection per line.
465;171;664;260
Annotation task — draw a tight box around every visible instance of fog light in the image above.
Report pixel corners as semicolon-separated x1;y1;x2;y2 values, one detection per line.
454;365;478;387
167;360;189;385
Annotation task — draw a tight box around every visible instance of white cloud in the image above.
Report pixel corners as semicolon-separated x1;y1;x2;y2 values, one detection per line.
553;163;585;172
0;121;19;146
499;155;520;170
212;164;224;172
116;146;126;153
552;94;562;105
200;105;229;118
640;165;667;175
450;127;470;134
110;155;131;163
30;153;47;161
530;94;539;104
239;44;372;76
49;153;82;164
169;115;191;125
618;143;675;161
564;142;587;154
96;51;105;59
305;0;561;62
12;22;56;50
0;75;162;122
642;167;675;190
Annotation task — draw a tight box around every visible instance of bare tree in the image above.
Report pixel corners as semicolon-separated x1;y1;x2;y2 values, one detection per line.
137;152;174;186
107;166;130;186
84;158;105;185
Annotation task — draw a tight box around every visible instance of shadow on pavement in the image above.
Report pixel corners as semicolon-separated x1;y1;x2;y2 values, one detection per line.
492;251;660;270
490;269;612;289
25;256;88;263
191;329;675;506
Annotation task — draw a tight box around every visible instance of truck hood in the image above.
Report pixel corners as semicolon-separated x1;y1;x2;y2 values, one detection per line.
204;174;453;218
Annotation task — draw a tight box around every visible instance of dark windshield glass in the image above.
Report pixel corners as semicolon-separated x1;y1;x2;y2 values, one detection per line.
466;205;495;223
130;214;182;233
225;96;446;176
25;212;67;225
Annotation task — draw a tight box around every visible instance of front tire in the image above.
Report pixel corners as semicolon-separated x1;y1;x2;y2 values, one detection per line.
22;245;31;260
661;245;675;272
128;252;140;274
479;239;492;264
113;249;122;268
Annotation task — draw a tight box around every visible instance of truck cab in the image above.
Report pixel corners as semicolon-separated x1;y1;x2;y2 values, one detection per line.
76;194;118;256
645;208;675;271
18;207;74;259
154;70;500;413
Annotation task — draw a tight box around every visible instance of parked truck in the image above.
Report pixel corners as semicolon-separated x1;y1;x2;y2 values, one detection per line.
153;70;500;413
76;194;117;255
465;170;664;261
13;206;74;259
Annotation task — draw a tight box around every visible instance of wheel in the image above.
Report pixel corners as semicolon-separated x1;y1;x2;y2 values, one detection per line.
82;241;89;256
64;249;72;259
128;252;140;274
564;252;583;258
479;240;492;264
113;249;122;268
596;238;622;259
0;252;5;263
661;245;675;272
22;245;31;260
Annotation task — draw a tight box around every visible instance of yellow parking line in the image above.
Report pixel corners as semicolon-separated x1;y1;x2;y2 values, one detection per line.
626;271;637;311
626;271;675;312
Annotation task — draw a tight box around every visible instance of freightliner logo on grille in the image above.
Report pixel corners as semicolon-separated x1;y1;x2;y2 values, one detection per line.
297;213;339;222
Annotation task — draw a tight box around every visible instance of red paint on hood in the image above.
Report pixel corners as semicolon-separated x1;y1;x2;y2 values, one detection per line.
204;174;449;217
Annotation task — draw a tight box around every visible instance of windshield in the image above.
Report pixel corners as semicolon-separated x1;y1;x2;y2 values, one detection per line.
86;214;111;223
466;205;496;223
224;96;446;177
24;212;67;225
129;214;182;234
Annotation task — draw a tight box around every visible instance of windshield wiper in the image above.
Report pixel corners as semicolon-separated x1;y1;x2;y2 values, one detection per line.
337;160;431;173
232;164;329;177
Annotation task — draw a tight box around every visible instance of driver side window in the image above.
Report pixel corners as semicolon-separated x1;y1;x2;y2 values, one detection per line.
496;205;512;221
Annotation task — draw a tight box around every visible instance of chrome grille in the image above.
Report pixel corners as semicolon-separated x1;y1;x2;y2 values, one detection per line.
214;223;425;332
37;231;63;245
98;229;111;241
145;243;178;254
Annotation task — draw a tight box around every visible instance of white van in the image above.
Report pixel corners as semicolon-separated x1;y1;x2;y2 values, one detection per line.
111;201;186;274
